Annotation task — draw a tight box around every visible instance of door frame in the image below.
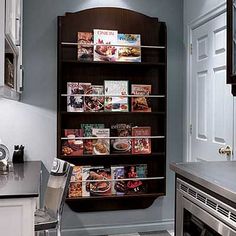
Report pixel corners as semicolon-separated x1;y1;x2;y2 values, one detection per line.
184;2;234;162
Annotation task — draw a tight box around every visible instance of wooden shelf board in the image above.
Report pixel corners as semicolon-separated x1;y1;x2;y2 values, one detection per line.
61;60;166;67
60;111;166;115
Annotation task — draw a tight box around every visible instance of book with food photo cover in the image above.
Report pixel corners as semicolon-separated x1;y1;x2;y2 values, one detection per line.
111;166;126;195
110;123;132;154
131;126;151;154
136;164;148;193
68;166;82;198
93;29;118;61
67;82;91;112
82;166;92;197
104;80;129;112
92;128;110;155
84;85;104;112
61;129;83;156
125;165;144;194
77;32;93;61
87;167;112;196
131;84;152;112
117;34;141;62
81;124;105;155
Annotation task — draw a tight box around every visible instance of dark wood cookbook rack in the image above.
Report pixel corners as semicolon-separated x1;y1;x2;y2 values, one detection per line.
57;7;167;212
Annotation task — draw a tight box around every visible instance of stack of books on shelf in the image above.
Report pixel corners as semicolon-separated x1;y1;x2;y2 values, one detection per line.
68;164;148;198
66;81;152;113
77;29;141;62
61;124;152;157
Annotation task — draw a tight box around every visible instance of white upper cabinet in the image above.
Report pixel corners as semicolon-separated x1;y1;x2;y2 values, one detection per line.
0;0;23;100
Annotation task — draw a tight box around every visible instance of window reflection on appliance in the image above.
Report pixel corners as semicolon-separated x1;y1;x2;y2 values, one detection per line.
183;209;221;236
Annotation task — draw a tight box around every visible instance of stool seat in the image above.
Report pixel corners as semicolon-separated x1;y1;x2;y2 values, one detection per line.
34;208;57;231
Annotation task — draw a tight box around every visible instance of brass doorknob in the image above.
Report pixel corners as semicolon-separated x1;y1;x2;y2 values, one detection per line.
219;145;232;157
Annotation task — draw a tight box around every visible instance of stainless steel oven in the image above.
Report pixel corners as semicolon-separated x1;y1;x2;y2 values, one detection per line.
176;178;236;236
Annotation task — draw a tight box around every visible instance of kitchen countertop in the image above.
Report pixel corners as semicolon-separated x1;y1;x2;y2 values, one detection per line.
0;161;41;198
170;161;236;204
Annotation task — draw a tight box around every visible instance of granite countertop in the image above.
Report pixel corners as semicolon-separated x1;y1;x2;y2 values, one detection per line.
0;161;41;198
170;161;236;203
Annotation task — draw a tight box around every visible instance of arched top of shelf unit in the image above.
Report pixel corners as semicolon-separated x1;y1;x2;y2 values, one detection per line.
58;7;166;47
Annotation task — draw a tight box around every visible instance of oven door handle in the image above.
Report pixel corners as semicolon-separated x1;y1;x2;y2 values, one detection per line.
183;197;236;236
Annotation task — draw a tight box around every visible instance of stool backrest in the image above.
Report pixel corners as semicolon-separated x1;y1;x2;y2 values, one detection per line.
44;158;73;217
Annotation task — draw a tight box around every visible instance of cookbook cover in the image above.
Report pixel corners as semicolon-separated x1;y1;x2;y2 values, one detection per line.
81;124;105;155
67;82;91;112
131;84;152;112
117;34;141;62
61;129;83;156
87;167;112;196
131;126;151;154
136;164;148;193
110;123;132;154
68;166;83;198
93;29;118;61
82;166;91;197
77;32;93;61
92;128;110;155
125;165;144;193
104;80;129;112
111;166;126;195
84;85;104;112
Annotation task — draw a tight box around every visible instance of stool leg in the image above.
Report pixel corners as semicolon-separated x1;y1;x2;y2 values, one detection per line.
57;214;61;236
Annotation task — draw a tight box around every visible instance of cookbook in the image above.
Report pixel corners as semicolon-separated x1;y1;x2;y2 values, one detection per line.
68;166;83;198
84;85;104;112
77;32;93;61
61;129;83;156
93;29;118;61
131;84;152;112
104;80;129;112
131;126;151;154
81;124;105;155
117;34;141;62
111;166;126;195
110;123;132;154
87;167;112;196
92;128;110;155
67;82;91;112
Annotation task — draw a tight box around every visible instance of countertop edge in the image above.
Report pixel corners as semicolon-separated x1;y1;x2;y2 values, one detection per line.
170;162;236;204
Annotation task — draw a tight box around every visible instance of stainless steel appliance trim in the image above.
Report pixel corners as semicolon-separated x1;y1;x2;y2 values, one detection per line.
183;197;236;236
177;178;236;230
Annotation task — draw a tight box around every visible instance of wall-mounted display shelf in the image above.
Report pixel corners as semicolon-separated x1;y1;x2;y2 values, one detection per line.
57;7;167;212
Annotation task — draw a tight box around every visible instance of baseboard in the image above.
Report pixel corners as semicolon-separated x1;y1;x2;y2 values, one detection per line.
57;219;174;236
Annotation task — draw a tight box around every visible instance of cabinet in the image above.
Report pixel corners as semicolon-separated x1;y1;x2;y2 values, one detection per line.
57;7;167;211
0;0;23;100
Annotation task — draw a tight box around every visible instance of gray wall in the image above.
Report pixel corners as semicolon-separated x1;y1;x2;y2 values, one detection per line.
0;0;184;235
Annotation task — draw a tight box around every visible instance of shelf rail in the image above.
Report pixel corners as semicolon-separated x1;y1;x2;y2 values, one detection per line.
61;42;165;49
61;94;165;98
61;135;165;140
70;176;165;183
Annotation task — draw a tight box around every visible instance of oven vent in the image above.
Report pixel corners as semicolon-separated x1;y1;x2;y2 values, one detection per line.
188;188;196;198
196;193;206;203
180;184;188;193
217;205;229;217
230;213;236;223
206;199;217;210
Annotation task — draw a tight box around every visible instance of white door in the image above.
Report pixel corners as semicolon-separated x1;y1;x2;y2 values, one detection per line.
190;12;234;162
